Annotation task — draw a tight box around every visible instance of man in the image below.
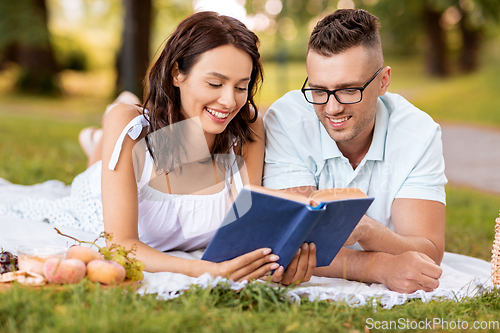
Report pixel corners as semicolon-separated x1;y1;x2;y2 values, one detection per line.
263;9;447;293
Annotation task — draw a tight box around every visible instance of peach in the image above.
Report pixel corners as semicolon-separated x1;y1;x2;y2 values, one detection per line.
66;245;103;264
86;260;126;285
43;258;87;284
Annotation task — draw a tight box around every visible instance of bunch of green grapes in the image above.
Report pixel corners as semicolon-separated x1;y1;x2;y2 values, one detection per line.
99;244;145;281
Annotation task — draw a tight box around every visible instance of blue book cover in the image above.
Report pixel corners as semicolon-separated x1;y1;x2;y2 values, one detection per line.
202;186;374;270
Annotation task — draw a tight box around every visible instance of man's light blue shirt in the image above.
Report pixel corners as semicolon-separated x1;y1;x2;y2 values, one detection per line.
263;91;447;232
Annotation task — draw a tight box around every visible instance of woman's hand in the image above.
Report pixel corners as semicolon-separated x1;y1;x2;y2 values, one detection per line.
268;243;316;285
202;248;281;282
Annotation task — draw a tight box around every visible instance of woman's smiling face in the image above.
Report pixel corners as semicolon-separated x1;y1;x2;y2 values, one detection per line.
173;44;253;139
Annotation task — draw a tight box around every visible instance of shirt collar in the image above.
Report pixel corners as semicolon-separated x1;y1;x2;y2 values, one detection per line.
319;97;389;162
320;121;343;160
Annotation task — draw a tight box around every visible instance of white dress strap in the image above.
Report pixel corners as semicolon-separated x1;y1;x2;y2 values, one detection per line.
108;115;150;170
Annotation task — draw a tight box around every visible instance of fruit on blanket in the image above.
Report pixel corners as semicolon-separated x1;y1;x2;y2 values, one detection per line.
0;251;19;274
107;247;145;281
110;253;127;266
86;260;126;285
0;251;15;264
0;264;15;274
43;258;87;284
54;228;145;282
125;264;144;281
16;246;66;275
66;245;103;264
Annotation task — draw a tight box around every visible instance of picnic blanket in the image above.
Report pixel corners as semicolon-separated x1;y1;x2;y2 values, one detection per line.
0;177;494;309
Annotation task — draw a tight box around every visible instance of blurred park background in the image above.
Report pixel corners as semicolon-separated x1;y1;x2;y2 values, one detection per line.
1;0;500;106
0;0;500;261
1;0;499;184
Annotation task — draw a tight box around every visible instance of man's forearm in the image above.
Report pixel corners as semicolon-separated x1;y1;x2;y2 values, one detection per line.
357;215;443;264
313;247;388;284
314;247;443;293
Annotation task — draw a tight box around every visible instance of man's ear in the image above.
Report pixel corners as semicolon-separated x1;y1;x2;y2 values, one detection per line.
172;62;182;87
379;66;391;96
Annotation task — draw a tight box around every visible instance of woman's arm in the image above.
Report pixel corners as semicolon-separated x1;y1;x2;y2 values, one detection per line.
99;105;279;280
240;112;317;285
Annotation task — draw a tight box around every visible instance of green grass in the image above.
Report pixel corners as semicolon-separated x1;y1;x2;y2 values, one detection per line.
1;275;500;332
0;112;89;185
387;58;500;127
446;186;500;261
0;71;111;184
2;58;500;332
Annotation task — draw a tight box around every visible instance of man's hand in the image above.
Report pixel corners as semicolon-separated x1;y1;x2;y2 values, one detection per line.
269;243;316;285
376;251;442;293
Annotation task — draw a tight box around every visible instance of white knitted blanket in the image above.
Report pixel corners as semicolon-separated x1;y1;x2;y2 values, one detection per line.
0;178;493;309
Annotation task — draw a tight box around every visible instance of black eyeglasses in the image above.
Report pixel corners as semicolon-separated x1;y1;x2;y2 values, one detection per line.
301;67;384;105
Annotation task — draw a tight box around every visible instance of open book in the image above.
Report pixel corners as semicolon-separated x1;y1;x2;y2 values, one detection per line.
201;185;374;270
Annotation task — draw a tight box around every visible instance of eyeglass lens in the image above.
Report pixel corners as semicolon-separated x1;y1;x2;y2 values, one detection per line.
304;88;362;104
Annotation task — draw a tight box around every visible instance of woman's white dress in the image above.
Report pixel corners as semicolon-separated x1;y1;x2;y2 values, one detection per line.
0;114;244;252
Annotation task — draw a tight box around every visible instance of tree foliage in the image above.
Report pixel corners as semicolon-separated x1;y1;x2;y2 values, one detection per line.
360;0;500;75
0;0;50;54
247;0;499;75
0;0;60;94
117;0;193;97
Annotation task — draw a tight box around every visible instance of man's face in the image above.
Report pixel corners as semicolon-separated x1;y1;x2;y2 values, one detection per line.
305;46;389;147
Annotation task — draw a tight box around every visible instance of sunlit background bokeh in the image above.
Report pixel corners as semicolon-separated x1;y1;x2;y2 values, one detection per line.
1;0;498;110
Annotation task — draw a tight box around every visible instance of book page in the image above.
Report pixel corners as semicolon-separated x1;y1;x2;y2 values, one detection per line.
245;185;367;206
309;188;368;203
244;185;311;205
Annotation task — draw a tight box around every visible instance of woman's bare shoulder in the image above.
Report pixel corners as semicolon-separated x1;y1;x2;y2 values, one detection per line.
103;104;143;128
102;104;147;139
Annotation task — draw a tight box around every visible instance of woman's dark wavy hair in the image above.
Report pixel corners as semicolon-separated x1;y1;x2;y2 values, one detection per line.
308;9;381;56
142;11;263;173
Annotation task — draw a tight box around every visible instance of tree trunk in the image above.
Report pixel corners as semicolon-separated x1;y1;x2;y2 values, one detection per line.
116;0;152;99
423;5;448;76
2;0;59;94
458;8;481;73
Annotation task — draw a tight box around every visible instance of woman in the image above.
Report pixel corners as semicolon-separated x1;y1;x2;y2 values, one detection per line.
78;12;315;284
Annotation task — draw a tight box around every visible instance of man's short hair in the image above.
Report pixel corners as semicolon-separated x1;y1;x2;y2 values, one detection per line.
308;9;381;56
